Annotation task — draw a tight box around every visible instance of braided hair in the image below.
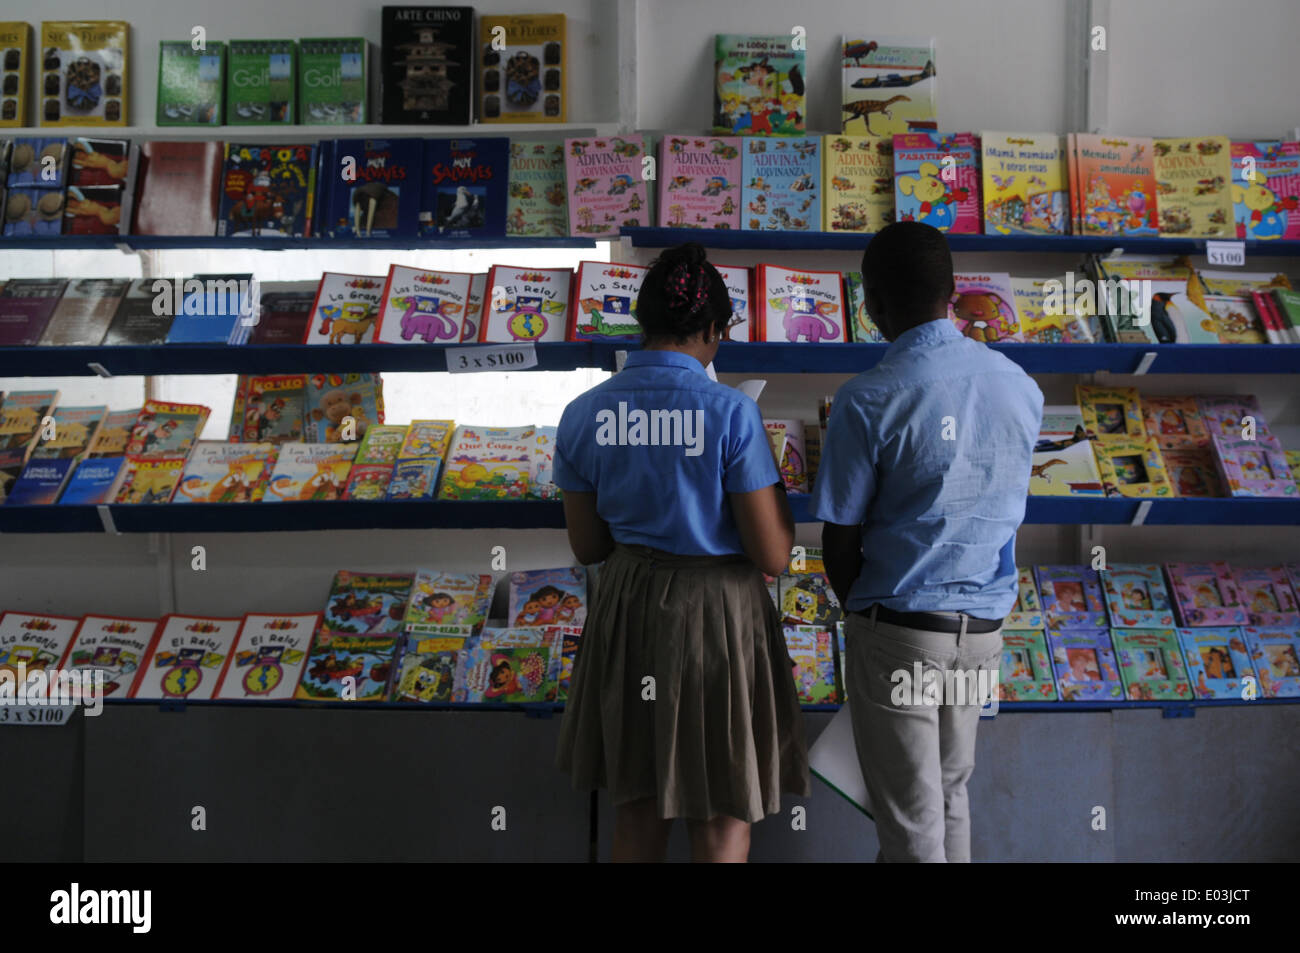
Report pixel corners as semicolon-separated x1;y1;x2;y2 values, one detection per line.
635;242;733;345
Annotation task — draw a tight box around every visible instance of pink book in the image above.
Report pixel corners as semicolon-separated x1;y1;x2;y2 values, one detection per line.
713;263;753;341
657;134;742;229
1198;394;1296;498
565;134;652;237
754;264;846;343
1165;562;1249;627
1234;566;1300;627
950;272;1022;342
1230;140;1300;240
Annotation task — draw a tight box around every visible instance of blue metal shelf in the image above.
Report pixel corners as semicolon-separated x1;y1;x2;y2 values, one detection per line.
0;235;597;251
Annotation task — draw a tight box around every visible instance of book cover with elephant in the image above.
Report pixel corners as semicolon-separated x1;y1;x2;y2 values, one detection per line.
173;442;277;503
563;135;650;237
740;136;820;231
376;264;473;344
262;442;355;502
754;264;844;343
823;134;894;233
840;36;935;137
481;264;571;343
304;272;385;345
317;137;422;238
1229;140;1300;240
657;134;742;229
892;132;979;233
948;273;1020;342
305;373;384;443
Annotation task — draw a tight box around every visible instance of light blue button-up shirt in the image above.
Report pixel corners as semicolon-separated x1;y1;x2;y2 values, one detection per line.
554;349;780;555
811;318;1044;618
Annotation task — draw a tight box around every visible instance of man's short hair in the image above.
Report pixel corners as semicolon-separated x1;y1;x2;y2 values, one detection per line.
861;221;955;320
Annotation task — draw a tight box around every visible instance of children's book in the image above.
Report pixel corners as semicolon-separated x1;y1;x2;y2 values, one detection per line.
57;456;125;504
740;136;821;231
508;567;587;628
1152;136;1234;238
783;625;839;704
564;134;651;237
216;142;317;237
843;271;886;343
763;419;808;493
320;570;414;635
754;264;845;343
998;629;1057;701
419;136;509;238
1141;396;1209;451
304;372;384;443
262;442;354;502
62;615;158;699
505;140;567;237
839;36;935;136
481;264;572;343
1099;564;1177;628
1288;450;1300;485
1035;565;1108;629
385;458;442;501
463;272;487;341
1162;449;1225;498
981;133;1069;235
128;614;240;700
352;424;407;467
453;634;554;703
240;375;307;444
1112;628;1191;700
1196;394;1279;446
125;400;210;457
1166;562;1249;627
658;134;742;229
437;425;535;500
86;408;138;458
1072;134;1158;237
1004;567;1045;630
397;419;454;460
1230;140;1300;240
294;630;400;701
1092;436;1172;499
214;612;318;700
1077;384;1144;441
112;454;187;504
173;442;276;503
1046;627;1123;701
343;464;393;500
375;265;473;344
404;570;494;636
1011;277;1094;343
713;34;805;136
1206;433;1294;498
39;21;129;126
1177;627;1255;699
472;624;566;698
1234;566;1300;627
530;425;559;501
0;612;81;695
1243;625;1300;697
556;625;583;701
303;272;385;345
823;134;895;232
477;13;566;123
707;263;752;342
567;262;644;342
835;621;847;697
950;272;1020;342
390;635;464;703
27;404;105;460
779;557;842;630
37;277;129;346
317;137;422;238
1196;270;1288;345
892;131;979;232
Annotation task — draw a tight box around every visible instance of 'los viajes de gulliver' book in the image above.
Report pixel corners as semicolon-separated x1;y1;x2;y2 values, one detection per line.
381;6;473;124
822;134;893;233
840;36;935;137
173;442;277;503
712;34;804;136
262;442;354;501
658;135;742;229
1152;136;1234;238
215;613;318;700
506;140;567;236
419;136;509;238
564;135;651;237
982;132;1069;235
741;136;821;231
478;13;565;122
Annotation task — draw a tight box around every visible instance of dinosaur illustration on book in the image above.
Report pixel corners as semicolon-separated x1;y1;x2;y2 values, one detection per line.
842;95;911;134
772;296;841;342
1031;458;1068;482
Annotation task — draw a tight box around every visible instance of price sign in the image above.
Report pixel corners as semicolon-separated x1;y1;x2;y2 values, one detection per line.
1205;241;1246;267
0;705;76;726
446;343;539;374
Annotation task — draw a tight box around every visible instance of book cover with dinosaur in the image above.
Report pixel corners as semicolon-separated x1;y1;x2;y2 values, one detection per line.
62;615;159;699
418;136;508;238
1112;628;1191;700
1004;568;1045;630
754;264;844;343
822;134;893;232
1166;562;1248;627
1099;564;1177;628
1229;140;1300;240
1072;134;1158;237
477;13;565;123
173;442;277;503
1029;405;1103;498
567;261;645;342
713;34;805;136
1035;565;1108;629
1045;627;1123;701
740;136;821;231
998;629;1057;702
981;132;1069;235
1152;136;1233;237
1177;627;1255;699
1234;566;1300;627
892;132;979;232
482;264;571;343
375;264;473;344
840;36;935;137
505;139;567;236
215;613;318;700
317;137;422;238
1162;449;1224;498
437;425;535;500
1092;436;1172;499
713;263;753;341
658;134;742;229
1243;625;1300;698
304;272;385;345
261;442;355;502
564;134;650;237
127;614;240;700
949;273;1020;342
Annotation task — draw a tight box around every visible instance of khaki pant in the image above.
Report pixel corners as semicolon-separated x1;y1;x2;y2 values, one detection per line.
844;610;1002;862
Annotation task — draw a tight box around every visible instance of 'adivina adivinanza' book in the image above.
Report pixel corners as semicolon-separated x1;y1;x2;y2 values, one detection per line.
564;134;651;237
506;139;567;236
658;134;742;229
740;136;821;231
822;134;893;233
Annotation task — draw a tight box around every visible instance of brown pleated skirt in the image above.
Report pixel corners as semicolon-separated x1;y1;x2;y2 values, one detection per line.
556;543;811;823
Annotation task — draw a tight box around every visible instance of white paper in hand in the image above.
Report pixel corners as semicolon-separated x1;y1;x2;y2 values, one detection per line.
808;701;874;819
735;379;766;402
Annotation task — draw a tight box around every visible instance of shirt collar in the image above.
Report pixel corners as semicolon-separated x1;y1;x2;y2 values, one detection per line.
886;317;963;354
623;349;711;377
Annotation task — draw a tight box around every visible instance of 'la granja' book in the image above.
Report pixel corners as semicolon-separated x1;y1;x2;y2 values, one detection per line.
304;272;386;345
479;264;571;343
0;612;81;695
754;264;846;343
564;134;651;237
375;264;474;344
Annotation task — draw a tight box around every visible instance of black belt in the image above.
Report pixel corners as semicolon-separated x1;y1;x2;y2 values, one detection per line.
853;604;1001;634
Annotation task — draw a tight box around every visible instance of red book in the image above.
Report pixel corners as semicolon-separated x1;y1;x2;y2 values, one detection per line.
131;140;223;236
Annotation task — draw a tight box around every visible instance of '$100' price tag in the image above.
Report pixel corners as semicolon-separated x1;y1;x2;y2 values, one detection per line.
446;343;539;373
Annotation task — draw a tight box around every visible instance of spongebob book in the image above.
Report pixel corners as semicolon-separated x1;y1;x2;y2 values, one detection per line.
1112;628;1191;701
1076;385;1144;441
1141;396;1209;451
1011;277;1095;343
1046;627;1123;701
1234;566;1300;627
567;262;644;342
174;441;276;503
840;36;934;137
1092;436;1172;499
239;375;306;444
892;132;979;233
779;548;841;629
783;625;839;704
1072;134;1158;237
949;272;1020;342
822;134;893;233
262;442;355;502
453;633;554;703
390;635;464;703
1152;136;1233;238
1229;140;1300;240
375;265;473;345
0;612;81;691
404;570;494;636
658;134;742;229
713;34;804;137
741;136;821;231
124;400;210;457
1035;565;1107;629
481;265;571;343
1177;627;1255;699
563;135;650;237
304;272;385;345
214;612;318;700
112;454;186;504
843;271;886;343
755;264;844;343
1166;562;1248;627
508;567;586;628
762;419;808;493
1162;449;1224;498
1099;564;1177;628
63;615;158;699
128;614;240;700
1004;568;1045;630
1242;625;1300;698
294;630;400;701
320;570;414;635
981;132;1069;235
998;629;1057;702
506;140;567;237
436;425;534;500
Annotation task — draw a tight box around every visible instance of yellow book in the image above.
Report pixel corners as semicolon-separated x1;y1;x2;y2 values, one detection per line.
1153;136;1234;238
822;134;894;232
1077;384;1145;440
0;22;31;126
113;454;187;504
478;14;565;123
39;20;128;126
981;132;1069;235
1092;437;1173;499
1286;450;1300;484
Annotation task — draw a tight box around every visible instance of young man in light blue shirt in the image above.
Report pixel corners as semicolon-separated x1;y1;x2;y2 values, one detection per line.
812;222;1044;862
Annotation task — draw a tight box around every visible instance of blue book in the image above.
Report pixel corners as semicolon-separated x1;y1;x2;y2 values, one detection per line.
385;458;442;501
319;138;423;238
740;137;822;231
58;457;126;505
419;137;510;239
5;458;76;505
1177;627;1257;700
165;274;258;344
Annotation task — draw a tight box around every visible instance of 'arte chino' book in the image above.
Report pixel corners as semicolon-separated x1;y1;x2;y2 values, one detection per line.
1243;625;1300;698
741;136;821;231
1046;627;1123;701
37;277;129;346
317;137;423;238
949;272;1020;342
294;630;401;702
0;278;68;346
375;264;473;344
1178;627;1255;699
784;625;839;704
304;272;385;345
0;612;81;691
754;264;845;343
390;635;463;702
320;570;415;635
381;6;474;125
1071;134;1159;237
63;615;159;698
304;372;384;443
981;132;1069;235
567;262;644;342
1229;140;1300;240
262;442;354;501
1112;628;1192;700
419;136;509;239
1035;565;1108;629
173;442;276;503
713;34;805;136
1152;136;1233;238
404;570;494;636
1166;562;1249;627
477;13;566;123
1004;568;1045;630
822;134;893;233
131;140;223;235
564;134;651;237
840;36;935;136
658;134;742;229
892;132;979;232
998;629;1058;701
216;142;317;237
214;613;318;700
1234;566;1300;627
507;567;587;628
128;614;240;700
125;400;210;457
1099;564;1177;628
505;139;567;236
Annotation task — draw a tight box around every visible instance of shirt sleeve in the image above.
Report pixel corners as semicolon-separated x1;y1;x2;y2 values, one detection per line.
722;399;781;494
552;404;594;493
810;391;877;526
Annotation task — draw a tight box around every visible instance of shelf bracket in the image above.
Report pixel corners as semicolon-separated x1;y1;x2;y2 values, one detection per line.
87;362;112;378
1129;500;1153;527
96;505;120;536
1132;351;1157;375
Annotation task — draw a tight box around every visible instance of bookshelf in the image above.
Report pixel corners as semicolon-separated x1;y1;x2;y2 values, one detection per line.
0;235;597;251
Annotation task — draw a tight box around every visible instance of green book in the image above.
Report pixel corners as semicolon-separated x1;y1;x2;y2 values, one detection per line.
226;39;296;124
157;41;225;126
298;37;367;124
1112;628;1192;701
1273;288;1300;344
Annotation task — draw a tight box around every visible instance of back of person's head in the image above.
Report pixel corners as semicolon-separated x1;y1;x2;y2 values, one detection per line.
860;221;954;334
636;242;733;344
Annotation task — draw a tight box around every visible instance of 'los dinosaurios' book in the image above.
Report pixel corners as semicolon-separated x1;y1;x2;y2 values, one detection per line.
375;264;473;344
754;264;845;343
